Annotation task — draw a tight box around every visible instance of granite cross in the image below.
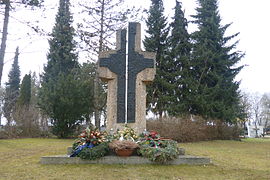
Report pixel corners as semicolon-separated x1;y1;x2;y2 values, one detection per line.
98;22;156;133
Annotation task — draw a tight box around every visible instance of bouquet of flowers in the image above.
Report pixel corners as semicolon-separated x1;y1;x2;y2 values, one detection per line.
139;130;161;147
78;127;106;145
70;127;107;157
114;125;138;141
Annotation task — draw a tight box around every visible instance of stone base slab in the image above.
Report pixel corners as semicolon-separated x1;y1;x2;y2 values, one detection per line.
40;155;210;165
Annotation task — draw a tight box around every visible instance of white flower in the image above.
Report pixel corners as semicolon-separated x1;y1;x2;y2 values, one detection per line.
119;134;124;141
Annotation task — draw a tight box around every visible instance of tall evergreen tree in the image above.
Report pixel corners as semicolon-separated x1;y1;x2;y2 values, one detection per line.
43;0;78;80
3;47;21;126
191;0;244;123
143;0;170;117
167;0;192;116
14;72;43;137
17;74;31;106
39;0;89;138
30;72;39;105
79;62;96;123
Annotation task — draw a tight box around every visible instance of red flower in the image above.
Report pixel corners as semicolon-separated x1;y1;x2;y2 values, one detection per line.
150;131;158;138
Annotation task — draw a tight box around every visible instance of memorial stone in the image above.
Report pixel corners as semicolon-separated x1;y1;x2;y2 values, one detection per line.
98;22;156;133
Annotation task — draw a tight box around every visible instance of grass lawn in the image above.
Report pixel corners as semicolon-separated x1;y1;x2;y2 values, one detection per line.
0;138;269;180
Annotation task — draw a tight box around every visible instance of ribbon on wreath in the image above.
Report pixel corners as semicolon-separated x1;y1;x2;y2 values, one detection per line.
70;142;94;157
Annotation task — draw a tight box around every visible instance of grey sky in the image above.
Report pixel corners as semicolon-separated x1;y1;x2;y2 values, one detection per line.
2;0;270;93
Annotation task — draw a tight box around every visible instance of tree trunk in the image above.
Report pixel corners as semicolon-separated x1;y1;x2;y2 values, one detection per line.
93;0;105;130
0;0;10;85
159;111;163;119
254;121;258;138
0;0;8;127
94;101;100;129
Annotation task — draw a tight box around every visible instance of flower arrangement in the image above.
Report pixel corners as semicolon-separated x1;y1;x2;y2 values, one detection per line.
76;127;106;145
113;125;138;141
70;127;108;159
107;125;139;157
109;140;139;156
140;130;161;147
69;126;180;162
145;131;160;139
109;140;139;150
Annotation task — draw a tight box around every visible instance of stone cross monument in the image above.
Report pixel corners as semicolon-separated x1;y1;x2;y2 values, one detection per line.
98;22;156;133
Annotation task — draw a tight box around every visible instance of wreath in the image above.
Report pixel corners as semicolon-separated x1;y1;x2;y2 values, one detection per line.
78;142;109;160
70;127;109;159
138;131;180;163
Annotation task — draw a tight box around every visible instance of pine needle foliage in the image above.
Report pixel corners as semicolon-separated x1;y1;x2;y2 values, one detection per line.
3;47;21;126
38;0;92;138
144;0;170;117
191;0;244;123
166;1;192;116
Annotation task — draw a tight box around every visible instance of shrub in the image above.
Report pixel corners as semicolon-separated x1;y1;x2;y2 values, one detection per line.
0;126;23;139
147;116;241;142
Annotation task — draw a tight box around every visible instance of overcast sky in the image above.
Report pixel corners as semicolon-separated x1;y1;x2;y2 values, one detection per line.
2;0;270;94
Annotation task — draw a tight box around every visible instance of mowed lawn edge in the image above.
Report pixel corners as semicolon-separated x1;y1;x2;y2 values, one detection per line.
0;138;269;180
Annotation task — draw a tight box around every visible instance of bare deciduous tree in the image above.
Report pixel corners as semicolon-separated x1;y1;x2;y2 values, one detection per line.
0;0;44;85
260;93;270;129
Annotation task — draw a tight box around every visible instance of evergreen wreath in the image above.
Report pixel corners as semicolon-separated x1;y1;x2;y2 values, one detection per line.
139;140;180;163
78;142;109;160
138;131;180;163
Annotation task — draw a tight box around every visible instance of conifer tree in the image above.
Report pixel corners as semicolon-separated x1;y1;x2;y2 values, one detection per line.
30;72;39;105
43;0;78;80
191;0;244;123
167;1;192;116
14;73;43;137
3;47;21;126
17;74;31;106
39;0;89;138
144;0;170;117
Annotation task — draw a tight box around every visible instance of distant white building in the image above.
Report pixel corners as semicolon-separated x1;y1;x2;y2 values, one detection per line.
246;122;264;138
